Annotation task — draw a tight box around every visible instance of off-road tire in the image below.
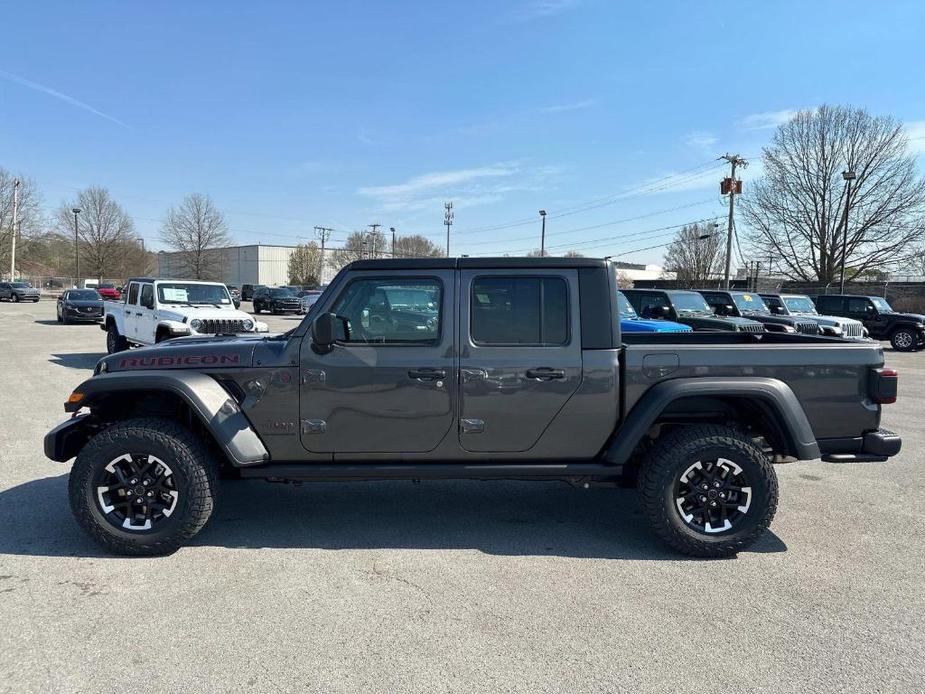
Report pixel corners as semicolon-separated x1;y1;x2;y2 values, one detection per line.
890;328;916;352
106;325;129;354
639;424;778;558
69;417;219;556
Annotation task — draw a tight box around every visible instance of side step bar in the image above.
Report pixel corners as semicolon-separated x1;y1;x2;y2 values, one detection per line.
238;462;622;481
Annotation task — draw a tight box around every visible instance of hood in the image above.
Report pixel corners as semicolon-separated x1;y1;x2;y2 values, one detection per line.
621;318;692;333
723;316;764;328
14;286;39;294
889;312;925;323
65;299;103;308
98;334;271;373
791;312;858;328
743;314;797;327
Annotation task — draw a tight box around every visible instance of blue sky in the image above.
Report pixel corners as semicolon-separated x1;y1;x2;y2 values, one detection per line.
3;0;925;264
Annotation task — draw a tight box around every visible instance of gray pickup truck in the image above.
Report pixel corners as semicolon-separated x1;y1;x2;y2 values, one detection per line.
45;257;901;558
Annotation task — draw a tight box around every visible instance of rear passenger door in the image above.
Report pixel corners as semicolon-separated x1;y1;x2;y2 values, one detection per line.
458;270;582;452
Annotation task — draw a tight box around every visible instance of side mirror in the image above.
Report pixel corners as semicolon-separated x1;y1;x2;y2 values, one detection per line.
142;296;155;309
312;313;347;352
650;305;667;319
770;305;783;315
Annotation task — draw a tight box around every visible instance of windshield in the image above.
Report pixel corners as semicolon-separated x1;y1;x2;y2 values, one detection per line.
617;292;638;319
69;290;100;301
783;296;818;314
156;282;231;305
269;288;294;298
670;292;713;314
732;293;770;315
871;296;894;312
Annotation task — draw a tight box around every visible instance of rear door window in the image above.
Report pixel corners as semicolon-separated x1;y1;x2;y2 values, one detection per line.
470;276;568;345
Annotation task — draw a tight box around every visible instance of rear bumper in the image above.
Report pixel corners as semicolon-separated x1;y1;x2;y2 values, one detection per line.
820;428;902;463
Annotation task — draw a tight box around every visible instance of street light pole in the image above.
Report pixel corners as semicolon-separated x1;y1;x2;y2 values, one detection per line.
539;210;547;256
10;180;19;280
839;170;856;294
72;208;81;285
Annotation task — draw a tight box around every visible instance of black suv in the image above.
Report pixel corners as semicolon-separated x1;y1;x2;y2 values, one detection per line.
621;289;765;332
698;290;820;334
813;294;925;352
252;286;301;314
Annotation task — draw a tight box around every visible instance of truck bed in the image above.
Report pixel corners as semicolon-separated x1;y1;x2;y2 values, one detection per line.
622;331;883;441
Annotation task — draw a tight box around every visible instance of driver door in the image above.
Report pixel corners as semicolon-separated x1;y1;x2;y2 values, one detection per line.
299;270;456;455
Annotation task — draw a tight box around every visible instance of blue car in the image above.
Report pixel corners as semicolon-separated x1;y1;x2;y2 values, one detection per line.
618;291;692;333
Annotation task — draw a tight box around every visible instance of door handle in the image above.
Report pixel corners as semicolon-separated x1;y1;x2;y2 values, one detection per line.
525;367;566;381
408;368;446;381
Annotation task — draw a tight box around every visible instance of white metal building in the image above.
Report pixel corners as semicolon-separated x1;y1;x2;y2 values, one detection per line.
157;244;299;287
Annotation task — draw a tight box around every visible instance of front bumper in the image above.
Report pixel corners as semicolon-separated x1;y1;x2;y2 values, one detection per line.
820;427;902;463
44;414;97;462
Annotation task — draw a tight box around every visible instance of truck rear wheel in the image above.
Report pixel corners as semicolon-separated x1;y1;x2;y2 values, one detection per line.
638;424;778;558
890;328;916;352
106;325;129;354
68;417;219;556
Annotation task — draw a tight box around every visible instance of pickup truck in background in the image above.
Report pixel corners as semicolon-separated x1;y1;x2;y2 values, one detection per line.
698;290;820;334
47;257;901;558
813;294;925;352
759;293;867;340
102;277;268;353
622;288;765;332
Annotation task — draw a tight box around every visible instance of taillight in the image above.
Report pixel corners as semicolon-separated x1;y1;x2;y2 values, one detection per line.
869;367;898;404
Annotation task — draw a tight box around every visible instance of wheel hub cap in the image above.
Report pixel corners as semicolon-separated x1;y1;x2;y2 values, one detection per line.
675;458;752;534
95;454;179;532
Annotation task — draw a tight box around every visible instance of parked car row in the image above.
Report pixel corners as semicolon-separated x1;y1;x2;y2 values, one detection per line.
619;288;909;345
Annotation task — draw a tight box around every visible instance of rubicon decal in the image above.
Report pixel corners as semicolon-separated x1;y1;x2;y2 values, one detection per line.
118;354;241;368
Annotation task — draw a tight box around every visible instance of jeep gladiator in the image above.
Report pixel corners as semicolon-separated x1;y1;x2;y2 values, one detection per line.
45;257;902;557
103;278;268;353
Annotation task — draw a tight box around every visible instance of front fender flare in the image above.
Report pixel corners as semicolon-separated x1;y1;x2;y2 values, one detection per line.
59;371;268;466
602;377;820;465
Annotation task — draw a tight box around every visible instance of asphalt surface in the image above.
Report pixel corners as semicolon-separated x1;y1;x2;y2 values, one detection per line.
1;298;923;693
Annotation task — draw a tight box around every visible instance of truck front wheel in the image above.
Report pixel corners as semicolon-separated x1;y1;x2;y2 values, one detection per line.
639;424;778;558
68;418;219;556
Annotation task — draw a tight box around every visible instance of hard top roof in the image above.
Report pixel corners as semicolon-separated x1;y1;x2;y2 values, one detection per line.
346;257;608;271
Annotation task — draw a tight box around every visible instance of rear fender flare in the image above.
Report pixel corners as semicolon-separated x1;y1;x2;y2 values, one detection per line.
64;371;268;466
602;377;820;465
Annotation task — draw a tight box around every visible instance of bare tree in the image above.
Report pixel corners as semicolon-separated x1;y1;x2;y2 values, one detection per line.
741;105;925;283
161;194;230;279
563;250;584;258
1;169;43;276
288;242;322;285
57;186;134;282
392;234;443;258
332;229;387;266
663;222;724;288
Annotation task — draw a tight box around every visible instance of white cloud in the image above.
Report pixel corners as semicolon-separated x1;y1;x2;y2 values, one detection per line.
539;98;596;113
683;131;718;149
904;120;925;154
0;69;128;128
739;109;800;130
511;0;581;21
358;162;556;212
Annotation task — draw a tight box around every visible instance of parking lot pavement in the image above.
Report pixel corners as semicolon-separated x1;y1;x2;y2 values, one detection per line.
1;298;923;693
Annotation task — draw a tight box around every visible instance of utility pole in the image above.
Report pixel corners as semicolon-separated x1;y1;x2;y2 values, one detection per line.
10;180;19;280
720;153;747;289
390;227;396;258
539;210;547;256
314;225;332;282
72;208;81;285
444;202;454;257
367;223;381;260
